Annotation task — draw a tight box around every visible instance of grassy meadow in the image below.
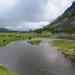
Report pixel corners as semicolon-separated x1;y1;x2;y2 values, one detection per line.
0;32;51;46
50;40;75;49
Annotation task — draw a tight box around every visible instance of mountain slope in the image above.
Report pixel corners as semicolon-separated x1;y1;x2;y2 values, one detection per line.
0;28;9;32
34;2;75;33
48;2;75;29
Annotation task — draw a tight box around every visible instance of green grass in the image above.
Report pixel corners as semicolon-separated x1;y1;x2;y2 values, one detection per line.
27;40;41;45
49;40;75;57
0;65;17;75
50;40;75;49
0;32;51;46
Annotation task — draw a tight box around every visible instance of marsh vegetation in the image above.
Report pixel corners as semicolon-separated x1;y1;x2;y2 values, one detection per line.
49;40;75;62
0;32;51;46
27;40;41;45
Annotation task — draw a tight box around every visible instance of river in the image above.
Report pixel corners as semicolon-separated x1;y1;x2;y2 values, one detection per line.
0;38;75;75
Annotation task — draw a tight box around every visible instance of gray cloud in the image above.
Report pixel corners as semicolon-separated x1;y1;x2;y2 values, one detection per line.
1;0;47;22
0;0;75;30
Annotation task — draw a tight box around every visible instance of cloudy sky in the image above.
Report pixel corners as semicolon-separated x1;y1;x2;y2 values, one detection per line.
0;0;75;30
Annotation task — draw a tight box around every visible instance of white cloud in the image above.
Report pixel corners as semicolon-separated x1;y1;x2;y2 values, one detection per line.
5;21;49;31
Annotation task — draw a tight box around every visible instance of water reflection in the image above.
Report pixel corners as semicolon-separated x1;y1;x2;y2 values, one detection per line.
0;40;75;75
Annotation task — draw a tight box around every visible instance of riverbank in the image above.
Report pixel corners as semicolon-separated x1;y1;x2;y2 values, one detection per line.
0;65;17;75
49;40;75;62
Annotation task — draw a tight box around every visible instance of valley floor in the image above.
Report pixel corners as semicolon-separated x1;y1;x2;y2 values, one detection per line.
0;38;75;75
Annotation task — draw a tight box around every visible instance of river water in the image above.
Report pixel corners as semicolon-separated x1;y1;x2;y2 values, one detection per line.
0;39;75;75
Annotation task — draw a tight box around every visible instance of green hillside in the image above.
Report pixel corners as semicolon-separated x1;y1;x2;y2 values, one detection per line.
35;2;75;34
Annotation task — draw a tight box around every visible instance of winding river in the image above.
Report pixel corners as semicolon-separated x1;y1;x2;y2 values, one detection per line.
0;38;75;75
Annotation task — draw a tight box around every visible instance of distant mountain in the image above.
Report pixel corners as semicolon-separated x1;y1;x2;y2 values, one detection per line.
0;28;18;32
0;28;28;32
49;2;75;29
0;28;9;32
